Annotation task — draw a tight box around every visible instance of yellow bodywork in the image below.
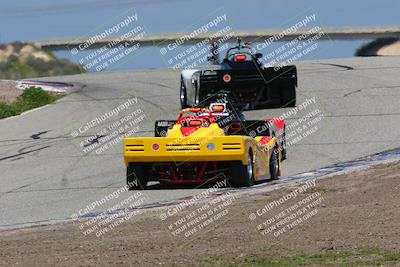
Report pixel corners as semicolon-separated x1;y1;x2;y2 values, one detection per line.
124;123;281;181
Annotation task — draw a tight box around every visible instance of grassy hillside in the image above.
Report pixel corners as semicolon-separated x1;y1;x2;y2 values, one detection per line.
0;41;85;79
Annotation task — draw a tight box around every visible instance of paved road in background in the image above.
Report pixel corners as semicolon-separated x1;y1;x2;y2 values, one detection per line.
1;56;400;227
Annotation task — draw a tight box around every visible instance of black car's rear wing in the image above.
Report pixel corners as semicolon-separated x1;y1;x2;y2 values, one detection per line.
200;66;296;87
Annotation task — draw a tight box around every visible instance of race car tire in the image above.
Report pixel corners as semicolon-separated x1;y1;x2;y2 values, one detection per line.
127;163;148;190
180;81;189;109
269;149;279;180
229;150;254;187
281;130;287;160
281;85;296;107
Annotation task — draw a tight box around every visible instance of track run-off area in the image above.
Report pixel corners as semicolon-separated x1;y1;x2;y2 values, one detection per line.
1;56;400;227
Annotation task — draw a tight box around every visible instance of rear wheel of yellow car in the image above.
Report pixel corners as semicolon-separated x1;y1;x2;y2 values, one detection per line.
269;149;279;180
127;163;148;190
229;150;254;187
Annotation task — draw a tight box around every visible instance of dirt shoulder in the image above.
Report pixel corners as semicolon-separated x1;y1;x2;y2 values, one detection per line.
1;161;400;266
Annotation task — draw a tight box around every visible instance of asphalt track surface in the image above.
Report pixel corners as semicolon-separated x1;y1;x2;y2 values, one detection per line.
1;56;400;227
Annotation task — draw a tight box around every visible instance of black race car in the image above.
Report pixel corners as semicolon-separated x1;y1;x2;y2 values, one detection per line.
180;39;297;110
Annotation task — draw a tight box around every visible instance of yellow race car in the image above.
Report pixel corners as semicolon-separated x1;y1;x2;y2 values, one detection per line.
123;102;284;189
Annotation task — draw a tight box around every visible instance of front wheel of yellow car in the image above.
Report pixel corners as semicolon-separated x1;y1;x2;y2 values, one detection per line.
127;163;148;190
229;150;254;187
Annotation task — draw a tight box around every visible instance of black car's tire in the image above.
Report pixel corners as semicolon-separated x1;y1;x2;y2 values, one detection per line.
180;81;189;109
269;149;279;180
229;150;254;187
194;87;200;106
127;163;148;190
281;85;296;107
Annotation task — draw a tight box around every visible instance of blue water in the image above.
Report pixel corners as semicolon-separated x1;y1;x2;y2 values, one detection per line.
1;0;399;70
52;40;367;71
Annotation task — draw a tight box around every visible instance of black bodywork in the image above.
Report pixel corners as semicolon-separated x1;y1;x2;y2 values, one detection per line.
180;40;297;110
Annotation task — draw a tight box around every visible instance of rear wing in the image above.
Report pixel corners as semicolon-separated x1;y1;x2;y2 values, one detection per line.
200;66;297;90
155;119;273;137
